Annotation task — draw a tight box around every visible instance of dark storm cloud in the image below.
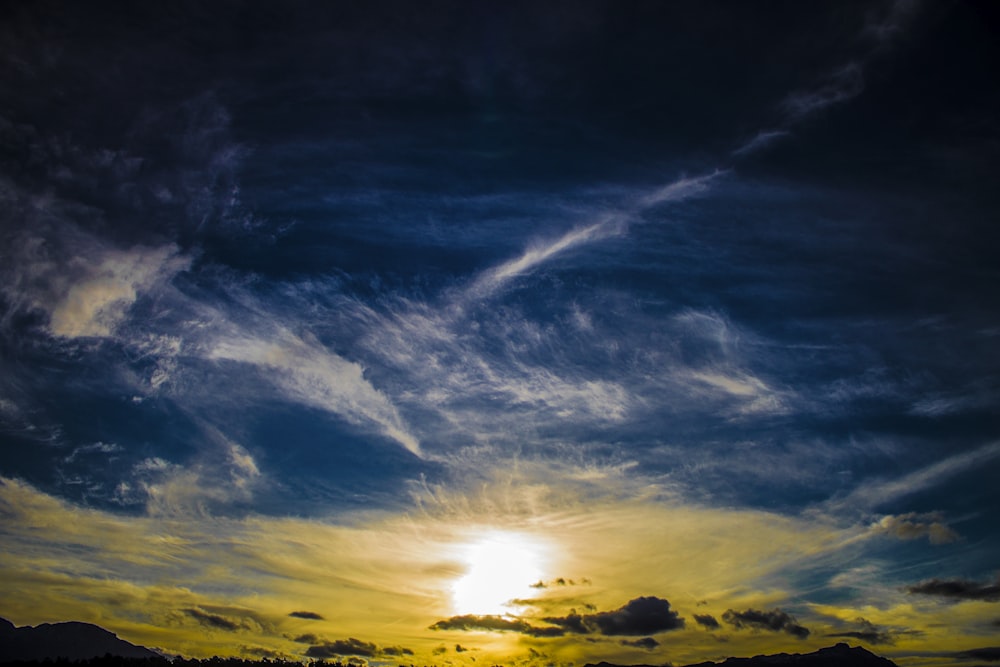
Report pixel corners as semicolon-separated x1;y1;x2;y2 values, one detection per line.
292;634;318;644
693;614;720;630
178;607;271;635
182;608;241;632
907;578;1000;602
543;612;589;635
620;637;659;650
305;639;379;659
289;611;324;620
826;618;896;645
723;608;810;639
957;648;1000;662
580;597;685;636
545;597;684;636
429;615;565;638
432;597;683;639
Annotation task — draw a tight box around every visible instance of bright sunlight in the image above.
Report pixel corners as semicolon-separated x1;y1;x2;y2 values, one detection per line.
451;531;546;616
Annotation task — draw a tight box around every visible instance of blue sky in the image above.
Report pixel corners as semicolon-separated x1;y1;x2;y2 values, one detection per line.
1;2;999;665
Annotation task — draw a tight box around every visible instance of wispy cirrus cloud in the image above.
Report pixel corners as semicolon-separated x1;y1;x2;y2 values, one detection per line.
45;244;190;339
116;428;262;517
828;440;1000;513
462;218;625;303
461;170;724;305
782;63;866;121
205;327;420;457
0;219;190;341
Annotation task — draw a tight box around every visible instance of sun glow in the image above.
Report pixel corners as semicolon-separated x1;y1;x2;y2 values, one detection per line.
451;531;546;616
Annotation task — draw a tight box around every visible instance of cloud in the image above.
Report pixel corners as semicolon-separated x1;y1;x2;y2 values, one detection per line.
577;597;685;636
639;171;723;208
207;328;420;456
865;0;921;44
289;611;324;620
463;219;624;302
123;433;262;516
686;369;788;416
182;609;242;632
1;229;190;341
63;441;123;464
907;577;1000;602
429;614;565;638
620;637;659;650
693;614;720;630
732;130;791;157
956;647;1000;662
826;618;896;645
831;441;1000;512
461;170;721;304
433;597;685;639
305;639;378;659
722;608;810;639
531;577;588;588
869;513;959;544
45;244;190;338
781;63;865;120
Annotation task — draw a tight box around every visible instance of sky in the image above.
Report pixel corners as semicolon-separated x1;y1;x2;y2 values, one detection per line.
1;1;999;666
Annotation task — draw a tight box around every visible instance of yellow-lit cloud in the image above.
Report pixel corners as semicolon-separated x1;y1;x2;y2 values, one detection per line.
46;244;190;339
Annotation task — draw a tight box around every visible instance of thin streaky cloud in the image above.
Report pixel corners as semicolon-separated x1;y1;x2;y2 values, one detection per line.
462;169;724;305
462;217;625;303
732;130;791;158
828;440;1000;513
638;170;725;208
782;63;866;121
206;327;421;457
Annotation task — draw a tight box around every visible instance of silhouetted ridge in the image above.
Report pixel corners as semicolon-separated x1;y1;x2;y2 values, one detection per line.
586;643;897;667
0;618;158;662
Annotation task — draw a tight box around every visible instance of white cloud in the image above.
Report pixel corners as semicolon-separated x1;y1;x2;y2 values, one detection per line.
463;217;625;302
206;328;421;457
126;434;263;517
687;370;789;416
639;170;724;208
39;243;190;339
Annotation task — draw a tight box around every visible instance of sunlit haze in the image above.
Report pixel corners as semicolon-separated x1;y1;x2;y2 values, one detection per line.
452;532;547;615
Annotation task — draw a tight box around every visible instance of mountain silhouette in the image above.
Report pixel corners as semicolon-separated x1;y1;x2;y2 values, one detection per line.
0;617;158;662
586;643;897;667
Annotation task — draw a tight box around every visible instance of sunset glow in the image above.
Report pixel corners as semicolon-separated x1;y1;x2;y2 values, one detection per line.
451;532;546;615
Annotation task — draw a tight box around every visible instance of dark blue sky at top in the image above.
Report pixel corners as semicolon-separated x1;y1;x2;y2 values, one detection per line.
1;0;1000;588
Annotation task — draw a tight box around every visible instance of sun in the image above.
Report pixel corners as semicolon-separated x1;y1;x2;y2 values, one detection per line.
451;531;546;616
